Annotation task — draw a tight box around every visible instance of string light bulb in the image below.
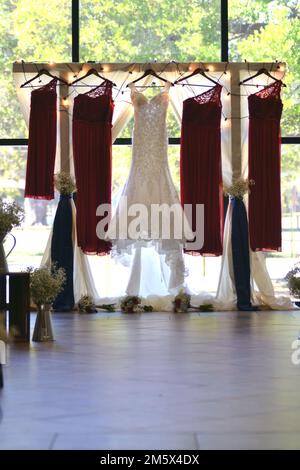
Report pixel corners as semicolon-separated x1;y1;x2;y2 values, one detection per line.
207;65;214;72
188;65;193;71
62;96;69;107
222;118;230;128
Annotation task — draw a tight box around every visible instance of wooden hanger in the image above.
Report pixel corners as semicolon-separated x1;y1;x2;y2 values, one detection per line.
20;68;68;88
175;67;220;86
127;68;173;87
69;67;116;87
239;67;286;87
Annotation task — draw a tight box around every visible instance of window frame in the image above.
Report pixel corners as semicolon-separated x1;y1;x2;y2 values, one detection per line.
0;0;299;148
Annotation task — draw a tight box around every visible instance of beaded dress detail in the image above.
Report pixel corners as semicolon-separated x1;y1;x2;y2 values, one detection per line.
107;81;193;293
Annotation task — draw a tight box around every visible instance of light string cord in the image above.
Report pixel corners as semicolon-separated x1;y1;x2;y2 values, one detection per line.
19;61;286;119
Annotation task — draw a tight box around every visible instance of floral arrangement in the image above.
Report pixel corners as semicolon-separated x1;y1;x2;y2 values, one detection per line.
285;263;300;299
223;178;255;199
173;289;214;313
27;265;66;307
173;289;191;312
0;199;24;239
54;172;76;195
78;295;97;313
120;296;153;313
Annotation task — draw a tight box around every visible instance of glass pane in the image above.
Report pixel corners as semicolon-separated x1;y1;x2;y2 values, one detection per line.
80;0;220;62
0;0;71;138
229;0;300;136
0;146;57;270
266;144;300;294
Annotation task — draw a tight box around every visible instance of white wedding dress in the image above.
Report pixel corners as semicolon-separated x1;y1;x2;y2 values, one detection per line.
107;81;193;295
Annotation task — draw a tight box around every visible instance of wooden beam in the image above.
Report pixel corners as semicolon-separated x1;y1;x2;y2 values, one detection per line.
230;65;242;180
58;70;70;174
13;62;285;74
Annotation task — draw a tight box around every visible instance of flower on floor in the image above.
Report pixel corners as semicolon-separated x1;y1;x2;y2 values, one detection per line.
78;295;97;313
285;263;300;299
173;289;191;313
120;296;153;313
97;303;116;312
173;290;215;313
197;303;214;312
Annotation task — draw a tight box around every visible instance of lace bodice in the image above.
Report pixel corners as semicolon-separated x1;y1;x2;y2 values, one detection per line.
73;80;114;123
129;82;171;176
248;81;283;120
31;78;57;107
107;80;191;294
182;83;222;126
33;78;57;93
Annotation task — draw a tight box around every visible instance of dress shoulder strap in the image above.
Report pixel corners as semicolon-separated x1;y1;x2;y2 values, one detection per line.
251;80;282;99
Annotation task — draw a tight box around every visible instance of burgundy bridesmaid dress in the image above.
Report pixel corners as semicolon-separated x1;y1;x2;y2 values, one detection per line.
180;84;223;256
73;81;114;255
248;81;283;251
25;79;57;200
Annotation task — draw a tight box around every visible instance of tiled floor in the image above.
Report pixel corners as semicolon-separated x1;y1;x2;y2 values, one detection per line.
1;310;300;449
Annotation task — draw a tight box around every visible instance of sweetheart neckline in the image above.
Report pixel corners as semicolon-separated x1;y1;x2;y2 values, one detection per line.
131;89;169;104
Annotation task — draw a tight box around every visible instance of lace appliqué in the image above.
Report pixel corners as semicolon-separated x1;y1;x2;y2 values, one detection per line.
193;84;222;104
254;81;282;100
107;81;191;293
35;78;57;93
84;81;112;98
134;157;165;178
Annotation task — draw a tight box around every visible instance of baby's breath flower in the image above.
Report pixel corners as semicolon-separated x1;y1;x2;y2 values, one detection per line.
27;265;66;307
0;200;24;239
54;172;76;195
223;178;255;199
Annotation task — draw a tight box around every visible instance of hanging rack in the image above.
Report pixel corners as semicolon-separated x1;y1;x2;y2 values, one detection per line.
239;67;286;87
126;68;173;87
20;68;68;88
174;67;220;86
69;67;116;87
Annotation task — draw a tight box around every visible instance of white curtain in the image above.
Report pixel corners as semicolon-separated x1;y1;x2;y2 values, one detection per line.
13;65;294;310
216;67;293;310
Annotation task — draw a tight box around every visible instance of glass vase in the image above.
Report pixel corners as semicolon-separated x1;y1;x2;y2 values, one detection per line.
32;304;54;342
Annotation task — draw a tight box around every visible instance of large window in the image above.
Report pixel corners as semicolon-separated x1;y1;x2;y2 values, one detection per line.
80;0;221;63
0;0;299;282
229;0;300;136
0;0;71;138
228;0;300;289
